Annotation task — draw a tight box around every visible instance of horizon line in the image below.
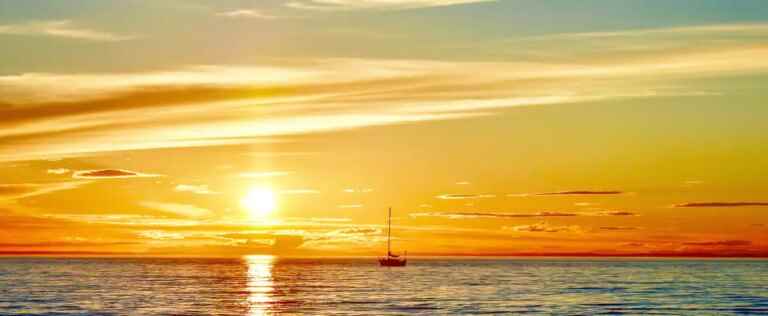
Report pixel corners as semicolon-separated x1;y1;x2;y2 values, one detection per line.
1;252;767;259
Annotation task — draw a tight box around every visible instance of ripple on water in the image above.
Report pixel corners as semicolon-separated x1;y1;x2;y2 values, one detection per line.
0;258;767;315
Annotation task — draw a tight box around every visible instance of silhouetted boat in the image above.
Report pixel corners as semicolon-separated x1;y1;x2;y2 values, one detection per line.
379;207;407;267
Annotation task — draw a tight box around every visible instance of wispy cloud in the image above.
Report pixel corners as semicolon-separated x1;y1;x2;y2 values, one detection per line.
174;184;217;195
140;201;212;218
411;211;578;219
284;217;351;223
505;222;581;233
45;213;201;227
240;171;294;178
594;211;637;216
139;230;185;240
300;226;384;250
47;168;71;175
674;202;768;208
682;240;752;247
528;23;768;41
279;189;321;195
342;188;373;193
599;226;638;231
436;194;495;200
72;169;161;179
2;43;768;160
246;151;320;158
338;204;364;209
0;20;135;42
0;240;140;249
0;182;85;200
216;9;279;19
285;0;493;11
532;190;623;196
507;23;768;59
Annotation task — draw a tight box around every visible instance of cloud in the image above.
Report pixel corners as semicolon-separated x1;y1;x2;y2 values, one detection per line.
239;171;293;178
47;168;70;175
284;217;351;223
0;20;135;41
534;190;623;196
529;23;768;41
342;188;373;193
595;211;637;216
0;185;37;197
599;226;638;231
2;44;768;160
436;194;496;200
72;169;161;179
0;182;85;200
0;240;140;249
328;227;381;236
45;213;200;227
338;204;363;208
246;151;319;158
140;201;212;218
279;189;321;195
174;184;217;195
411;211;578;219
281;189;320;195
300;226;384;250
216;9;278;19
139;230;185;240
502;23;768;63
674;202;768;208
506;222;581;233
682;240;752;247
285;0;493;11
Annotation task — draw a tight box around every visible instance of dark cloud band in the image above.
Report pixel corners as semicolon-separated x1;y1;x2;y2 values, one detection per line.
674;202;768;208
535;190;623;196
72;169;160;179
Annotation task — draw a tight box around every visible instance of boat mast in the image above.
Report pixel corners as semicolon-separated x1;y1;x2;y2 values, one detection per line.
387;207;392;257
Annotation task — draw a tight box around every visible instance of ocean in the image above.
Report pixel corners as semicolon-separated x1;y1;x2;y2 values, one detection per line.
0;257;766;315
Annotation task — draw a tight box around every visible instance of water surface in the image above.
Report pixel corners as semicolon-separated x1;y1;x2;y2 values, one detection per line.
1;257;766;315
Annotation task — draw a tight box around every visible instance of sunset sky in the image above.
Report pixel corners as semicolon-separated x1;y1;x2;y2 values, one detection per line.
1;0;767;257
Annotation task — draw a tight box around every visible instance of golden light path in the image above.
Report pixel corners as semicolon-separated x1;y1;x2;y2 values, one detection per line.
246;255;276;316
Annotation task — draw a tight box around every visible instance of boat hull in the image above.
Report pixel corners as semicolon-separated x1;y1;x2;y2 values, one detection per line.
379;258;407;267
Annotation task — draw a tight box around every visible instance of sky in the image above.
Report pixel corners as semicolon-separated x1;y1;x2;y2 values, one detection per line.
1;0;767;257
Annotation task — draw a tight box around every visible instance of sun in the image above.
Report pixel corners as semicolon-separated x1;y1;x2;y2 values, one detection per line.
241;188;277;219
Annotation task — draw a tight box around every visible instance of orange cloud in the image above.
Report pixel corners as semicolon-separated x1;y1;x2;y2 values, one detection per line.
72;169;161;179
410;211;579;219
507;222;581;233
683;240;752;247
0;182;85;200
599;226;638;231
674;202;768;207
436;194;495;200
3;45;768;161
534;190;623;196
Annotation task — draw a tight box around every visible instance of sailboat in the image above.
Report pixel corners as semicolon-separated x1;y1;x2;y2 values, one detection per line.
379;207;407;267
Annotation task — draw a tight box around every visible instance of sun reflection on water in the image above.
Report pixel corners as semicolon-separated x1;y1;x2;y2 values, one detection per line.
245;255;275;316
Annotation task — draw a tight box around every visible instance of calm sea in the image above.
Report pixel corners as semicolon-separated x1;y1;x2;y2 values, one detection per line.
0;257;766;315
